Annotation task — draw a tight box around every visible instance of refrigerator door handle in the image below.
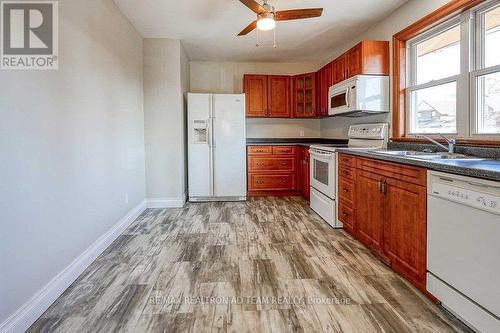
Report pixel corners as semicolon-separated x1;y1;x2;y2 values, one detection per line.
209;95;215;196
207;119;212;147
211;117;216;148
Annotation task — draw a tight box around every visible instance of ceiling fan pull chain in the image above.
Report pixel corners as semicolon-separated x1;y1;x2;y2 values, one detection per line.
273;24;277;48
256;29;260;47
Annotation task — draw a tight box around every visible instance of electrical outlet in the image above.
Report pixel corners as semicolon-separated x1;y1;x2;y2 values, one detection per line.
124;193;129;205
299;131;305;137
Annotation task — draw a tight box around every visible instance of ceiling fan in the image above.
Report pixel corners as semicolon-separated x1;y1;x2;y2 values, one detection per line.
237;0;323;36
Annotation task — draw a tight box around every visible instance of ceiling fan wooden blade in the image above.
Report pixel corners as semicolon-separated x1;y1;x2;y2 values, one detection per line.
238;0;267;14
238;21;257;36
275;8;323;21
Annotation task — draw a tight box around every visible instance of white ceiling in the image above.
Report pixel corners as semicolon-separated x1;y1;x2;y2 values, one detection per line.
114;0;408;62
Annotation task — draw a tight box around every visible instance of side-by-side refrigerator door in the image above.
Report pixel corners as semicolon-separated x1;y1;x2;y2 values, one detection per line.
188;93;212;199
213;94;247;198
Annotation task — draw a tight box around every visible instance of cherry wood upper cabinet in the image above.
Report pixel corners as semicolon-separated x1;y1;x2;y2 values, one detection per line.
244;75;268;117
332;54;347;85
331;41;390;86
347;40;390;78
243;40;388;119
315;63;331;117
346;44;363;78
293;73;316;118
315;71;322;117
267;75;291;118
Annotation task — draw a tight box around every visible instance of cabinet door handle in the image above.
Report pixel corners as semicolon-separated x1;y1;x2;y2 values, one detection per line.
342;170;349;175
281;162;288;166
377;180;382;192
342;212;348;217
343;188;349;193
381;179;387;194
281;180;288;183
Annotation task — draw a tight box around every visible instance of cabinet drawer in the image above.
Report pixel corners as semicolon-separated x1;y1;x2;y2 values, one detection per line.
248;146;272;155
338;177;355;203
272;146;296;155
248;157;295;172
249;174;295;191
338;153;355;167
338;164;356;181
338;200;355;230
356;157;426;186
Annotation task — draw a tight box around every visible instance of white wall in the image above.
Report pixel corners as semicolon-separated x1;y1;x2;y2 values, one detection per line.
190;61;322;138
144;39;188;204
0;0;145;326
320;0;450;138
180;44;191;197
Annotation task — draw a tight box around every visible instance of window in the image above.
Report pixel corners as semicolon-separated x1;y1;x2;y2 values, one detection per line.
474;1;500;134
404;0;500;138
407;22;461;134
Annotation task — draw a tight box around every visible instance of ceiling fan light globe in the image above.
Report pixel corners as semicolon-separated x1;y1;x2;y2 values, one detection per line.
257;17;276;31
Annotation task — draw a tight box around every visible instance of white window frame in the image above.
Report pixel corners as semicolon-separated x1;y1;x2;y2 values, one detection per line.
406;17;463;136
471;0;500;136
405;0;500;139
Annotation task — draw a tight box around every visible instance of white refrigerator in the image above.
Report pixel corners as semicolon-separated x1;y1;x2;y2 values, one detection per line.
188;93;247;202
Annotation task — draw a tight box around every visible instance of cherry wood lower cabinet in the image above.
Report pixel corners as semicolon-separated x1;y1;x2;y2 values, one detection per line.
247;145;310;200
247;145;299;196
383;177;427;290
338;153;427;292
355;170;386;255
299;146;310;200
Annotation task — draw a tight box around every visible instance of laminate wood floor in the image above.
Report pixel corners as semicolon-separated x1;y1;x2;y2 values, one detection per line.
28;197;471;333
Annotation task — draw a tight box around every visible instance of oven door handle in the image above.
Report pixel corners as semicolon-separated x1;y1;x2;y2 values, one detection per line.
310;151;335;160
310;149;335;156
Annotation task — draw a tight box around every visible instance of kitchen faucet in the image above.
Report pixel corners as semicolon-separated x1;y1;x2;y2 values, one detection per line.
418;134;456;154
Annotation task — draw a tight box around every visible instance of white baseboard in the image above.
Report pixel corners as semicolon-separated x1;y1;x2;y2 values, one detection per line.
0;199;148;333
147;196;186;208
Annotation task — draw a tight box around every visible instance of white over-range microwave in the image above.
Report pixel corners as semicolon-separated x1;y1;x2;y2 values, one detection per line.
328;75;390;117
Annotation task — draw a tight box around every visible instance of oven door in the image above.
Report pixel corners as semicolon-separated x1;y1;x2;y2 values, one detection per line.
310;150;336;199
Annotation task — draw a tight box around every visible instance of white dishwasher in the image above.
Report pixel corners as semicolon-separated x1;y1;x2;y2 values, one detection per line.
427;171;500;333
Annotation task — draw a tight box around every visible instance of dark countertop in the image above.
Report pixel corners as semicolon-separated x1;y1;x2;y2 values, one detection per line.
246;138;348;147
337;148;500;182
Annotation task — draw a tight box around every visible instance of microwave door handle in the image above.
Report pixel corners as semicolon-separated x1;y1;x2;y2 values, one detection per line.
345;88;350;108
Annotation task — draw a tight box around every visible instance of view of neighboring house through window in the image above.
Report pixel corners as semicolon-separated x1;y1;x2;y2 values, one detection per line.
406;0;500;137
408;23;460;134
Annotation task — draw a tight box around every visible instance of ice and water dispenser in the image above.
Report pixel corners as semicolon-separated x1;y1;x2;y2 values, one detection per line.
192;120;209;144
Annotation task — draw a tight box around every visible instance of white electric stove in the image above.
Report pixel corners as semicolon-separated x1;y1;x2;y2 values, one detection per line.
309;123;389;228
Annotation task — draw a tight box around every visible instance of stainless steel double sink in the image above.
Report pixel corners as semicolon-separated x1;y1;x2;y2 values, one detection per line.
372;150;484;161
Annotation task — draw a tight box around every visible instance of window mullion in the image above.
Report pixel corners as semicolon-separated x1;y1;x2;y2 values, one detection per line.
457;11;472;137
407;76;458;92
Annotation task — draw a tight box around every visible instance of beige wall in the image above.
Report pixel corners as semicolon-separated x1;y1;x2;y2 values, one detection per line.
190;61;322;138
320;0;450;138
144;39;188;203
0;0;144;325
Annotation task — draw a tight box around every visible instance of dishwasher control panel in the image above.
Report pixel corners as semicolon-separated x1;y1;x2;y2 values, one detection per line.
429;172;500;216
